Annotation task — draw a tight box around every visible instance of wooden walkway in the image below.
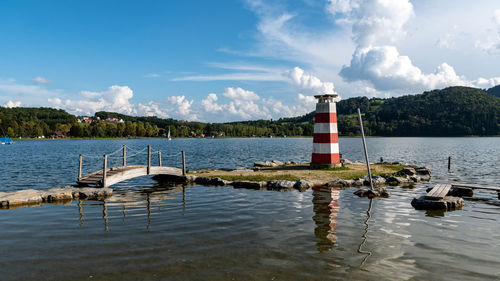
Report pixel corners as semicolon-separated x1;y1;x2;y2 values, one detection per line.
77;165;183;187
77;145;186;188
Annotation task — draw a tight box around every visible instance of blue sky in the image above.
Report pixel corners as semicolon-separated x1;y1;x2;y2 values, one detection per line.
1;0;499;122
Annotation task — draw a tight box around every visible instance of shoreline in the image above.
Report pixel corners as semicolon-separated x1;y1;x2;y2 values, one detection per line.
9;135;500;142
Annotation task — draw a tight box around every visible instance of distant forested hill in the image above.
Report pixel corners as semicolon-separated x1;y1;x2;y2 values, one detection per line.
335;86;500;136
1;86;499;138
487;85;500;98
281;86;500;136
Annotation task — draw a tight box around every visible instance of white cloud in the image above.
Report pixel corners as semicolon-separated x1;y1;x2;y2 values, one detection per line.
285;66;337;96
337;1;500;91
144;73;160;78
167;95;197;120
199;87;271;121
243;0;354;69
436;33;457;49
0;79;55;97
472;77;500;89
48;85;135;116
475;9;500;55
137;101;169;118
201;93;223;113
47;98;62;106
340;46;469;90
350;0;414;47
5;100;21;108
297;93;317;108
326;0;360;16
173;63;287;82
32;76;51;84
221;87;260;101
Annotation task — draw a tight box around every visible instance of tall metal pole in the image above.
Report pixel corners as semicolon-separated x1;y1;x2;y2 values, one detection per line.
123;145;127;167
182;150;186;176
357;108;374;190
102;154;108;188
158;151;162;167
78;154;83;181
147;145;151;175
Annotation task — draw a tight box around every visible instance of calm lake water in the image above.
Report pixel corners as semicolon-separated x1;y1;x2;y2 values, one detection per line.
0;137;499;280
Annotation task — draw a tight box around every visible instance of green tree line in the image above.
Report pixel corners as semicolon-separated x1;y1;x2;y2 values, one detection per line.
1;86;499;138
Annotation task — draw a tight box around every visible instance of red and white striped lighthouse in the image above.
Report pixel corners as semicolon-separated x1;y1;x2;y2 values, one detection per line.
311;94;340;169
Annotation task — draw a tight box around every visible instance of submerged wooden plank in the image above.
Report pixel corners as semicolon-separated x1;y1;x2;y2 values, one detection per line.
452;184;500;191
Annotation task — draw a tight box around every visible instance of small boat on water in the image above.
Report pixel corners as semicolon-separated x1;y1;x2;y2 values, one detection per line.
0;137;14;144
167;128;171;141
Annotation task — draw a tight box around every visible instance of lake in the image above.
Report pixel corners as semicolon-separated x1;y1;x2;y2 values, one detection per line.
0;137;499;280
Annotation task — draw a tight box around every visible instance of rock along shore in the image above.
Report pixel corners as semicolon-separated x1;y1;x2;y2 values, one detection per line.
154;161;432;193
0;187;113;209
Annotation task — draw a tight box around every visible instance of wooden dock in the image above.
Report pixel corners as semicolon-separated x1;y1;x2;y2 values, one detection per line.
425;184;452;200
77;145;186;188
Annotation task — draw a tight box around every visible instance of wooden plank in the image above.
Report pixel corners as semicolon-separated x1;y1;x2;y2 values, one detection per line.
452;184;500;191
425;184;451;200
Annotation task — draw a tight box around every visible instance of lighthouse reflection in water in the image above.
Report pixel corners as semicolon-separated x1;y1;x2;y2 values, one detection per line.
312;187;340;252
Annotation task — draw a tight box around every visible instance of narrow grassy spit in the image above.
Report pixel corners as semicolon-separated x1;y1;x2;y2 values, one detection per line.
190;163;405;182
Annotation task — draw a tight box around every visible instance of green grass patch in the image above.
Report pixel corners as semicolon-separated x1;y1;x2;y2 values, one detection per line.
214;174;301;182
380;164;405;172
321;166;350;171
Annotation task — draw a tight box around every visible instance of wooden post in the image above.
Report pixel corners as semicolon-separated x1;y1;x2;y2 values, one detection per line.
78;154;83;181
357;108;374;190
182;150;186;176
147;145;151;174
448;156;451;171
123;145;127;167
102;154;108;187
158;151;162;167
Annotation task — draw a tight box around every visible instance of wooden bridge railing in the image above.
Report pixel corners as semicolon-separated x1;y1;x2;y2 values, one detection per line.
77;145;186;185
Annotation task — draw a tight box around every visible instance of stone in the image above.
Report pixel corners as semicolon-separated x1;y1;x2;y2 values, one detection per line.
352;178;364;187
266;180;295;190
385;176;411;186
354;187;391;198
399;167;417;176
253;161;278;167
410;175;421;182
416;167;431;175
411;196;464;210
232;181;264;190
418;174;431;181
361;175;386;186
185;175;198;183
448;187;473;197
325;179;352;188
271;160;284;166
195;177;230;186
45;187;73;202
76;187;113;200
293;180;314;191
0;189;44;207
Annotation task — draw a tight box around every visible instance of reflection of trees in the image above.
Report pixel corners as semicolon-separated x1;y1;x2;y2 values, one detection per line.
312;187;340;252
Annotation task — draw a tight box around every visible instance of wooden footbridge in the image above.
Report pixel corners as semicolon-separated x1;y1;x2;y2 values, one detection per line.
77;145;185;188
